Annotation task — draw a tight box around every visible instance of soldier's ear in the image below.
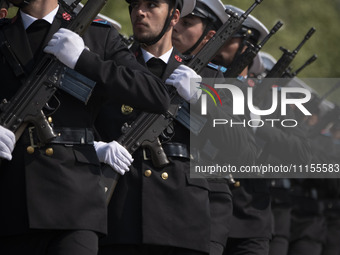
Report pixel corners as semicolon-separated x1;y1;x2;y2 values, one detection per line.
170;8;180;27
0;8;8;19
203;30;216;43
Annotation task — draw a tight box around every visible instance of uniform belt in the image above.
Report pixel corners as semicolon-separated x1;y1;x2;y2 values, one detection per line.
23;127;94;146
143;142;190;160
270;179;291;189
163;143;190;158
50;127;94;145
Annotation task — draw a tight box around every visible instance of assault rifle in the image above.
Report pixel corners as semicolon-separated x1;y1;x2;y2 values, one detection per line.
266;27;316;78
282;54;317;78
102;0;263;204
272;54;318;90
0;0;107;142
224;21;283;78
253;27;316;107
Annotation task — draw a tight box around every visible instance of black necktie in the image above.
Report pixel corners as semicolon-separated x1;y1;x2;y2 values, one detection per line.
26;19;51;59
147;57;166;78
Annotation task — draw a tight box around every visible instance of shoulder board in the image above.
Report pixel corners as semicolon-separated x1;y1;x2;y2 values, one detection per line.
92;18;112;27
207;62;227;73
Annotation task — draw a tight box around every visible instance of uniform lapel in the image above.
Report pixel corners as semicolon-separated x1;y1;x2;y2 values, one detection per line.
3;13;33;72
35;6;70;62
130;42;148;68
130;44;184;82
161;48;183;81
43;6;69;52
2;6;70;73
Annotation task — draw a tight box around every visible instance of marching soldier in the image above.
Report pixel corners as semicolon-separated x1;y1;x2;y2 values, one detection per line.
96;0;210;254
288;105;336;255
319;119;340;255
0;0;170;254
202;5;273;255
172;1;258;254
213;6;312;255
96;0;256;254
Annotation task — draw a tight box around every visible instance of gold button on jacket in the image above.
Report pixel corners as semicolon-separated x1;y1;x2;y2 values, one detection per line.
45;148;54;156
144;170;152;177
161;172;168;180
27;146;35;154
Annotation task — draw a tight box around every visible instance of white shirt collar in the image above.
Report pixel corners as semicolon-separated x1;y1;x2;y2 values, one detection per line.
21;5;59;30
141;47;173;64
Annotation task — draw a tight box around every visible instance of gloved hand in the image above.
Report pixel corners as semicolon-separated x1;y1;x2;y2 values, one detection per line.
94;141;133;175
165;64;202;103
44;28;85;69
0;125;15;161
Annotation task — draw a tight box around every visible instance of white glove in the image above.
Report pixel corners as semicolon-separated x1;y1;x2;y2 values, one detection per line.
165;65;202;103
44;28;85;69
94;141;133;175
0;125;15;161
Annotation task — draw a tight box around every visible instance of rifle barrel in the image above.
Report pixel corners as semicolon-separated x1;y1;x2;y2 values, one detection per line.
259;21;283;48
292;54;317;76
293;27;316;54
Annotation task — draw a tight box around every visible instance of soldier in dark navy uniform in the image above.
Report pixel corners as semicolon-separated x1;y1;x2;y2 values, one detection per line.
213;6;312;255
96;0;255;255
96;0;207;254
287;105;337;255
172;1;258;255
209;6;273;255
0;0;170;254
319;119;340;255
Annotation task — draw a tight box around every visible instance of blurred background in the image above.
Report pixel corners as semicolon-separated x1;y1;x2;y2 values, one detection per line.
8;0;340;104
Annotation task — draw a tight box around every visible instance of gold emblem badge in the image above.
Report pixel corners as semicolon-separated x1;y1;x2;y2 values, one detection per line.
121;104;134;115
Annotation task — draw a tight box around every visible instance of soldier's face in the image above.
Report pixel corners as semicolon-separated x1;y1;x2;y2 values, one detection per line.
172;15;204;55
213;38;243;67
130;0;170;43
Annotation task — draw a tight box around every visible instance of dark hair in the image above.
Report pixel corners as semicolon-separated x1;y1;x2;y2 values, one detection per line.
167;0;182;13
0;0;10;9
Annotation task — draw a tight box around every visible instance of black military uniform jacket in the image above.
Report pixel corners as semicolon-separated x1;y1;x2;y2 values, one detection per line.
96;45;211;253
228;77;311;239
0;6;169;237
96;44;257;252
223;77;273;240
